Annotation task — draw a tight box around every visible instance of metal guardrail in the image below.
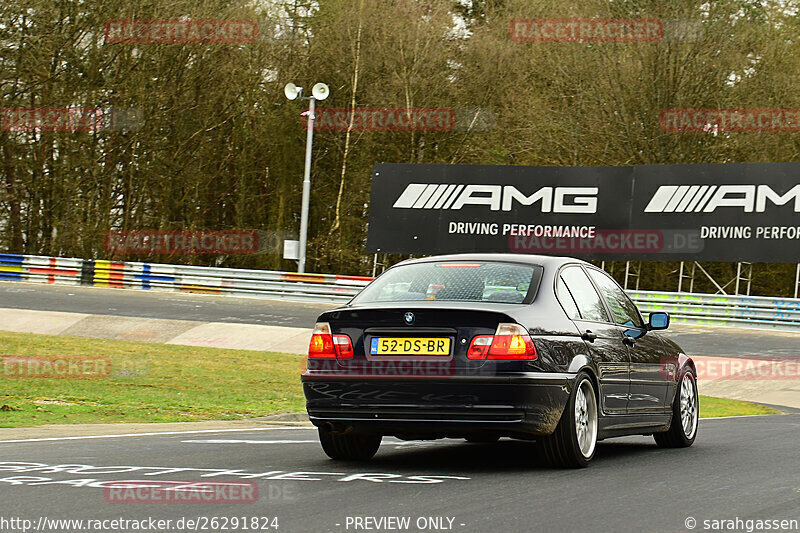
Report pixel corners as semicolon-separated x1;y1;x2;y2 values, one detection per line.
0;253;370;303
629;290;800;332
2;253;799;332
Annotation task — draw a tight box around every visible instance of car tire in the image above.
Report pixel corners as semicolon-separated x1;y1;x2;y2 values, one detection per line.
318;428;382;461
539;372;598;468
654;367;698;448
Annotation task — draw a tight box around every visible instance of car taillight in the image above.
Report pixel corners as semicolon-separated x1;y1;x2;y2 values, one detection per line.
332;334;354;359
467;323;537;360
308;322;353;359
467;335;493;359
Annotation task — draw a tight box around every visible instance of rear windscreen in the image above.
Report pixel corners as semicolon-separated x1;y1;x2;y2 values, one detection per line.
352;261;543;305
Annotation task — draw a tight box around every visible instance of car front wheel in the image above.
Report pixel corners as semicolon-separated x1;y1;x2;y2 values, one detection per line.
539;372;598;468
654;368;698;448
318;428;382;461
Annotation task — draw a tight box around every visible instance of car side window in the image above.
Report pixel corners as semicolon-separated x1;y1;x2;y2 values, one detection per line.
556;276;581;319
559;266;610;322
587;268;644;328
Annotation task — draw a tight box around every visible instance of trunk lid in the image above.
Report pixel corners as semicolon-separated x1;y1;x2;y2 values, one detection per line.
319;302;524;375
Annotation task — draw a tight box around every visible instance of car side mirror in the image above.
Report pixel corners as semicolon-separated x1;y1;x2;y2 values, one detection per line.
648;312;670;330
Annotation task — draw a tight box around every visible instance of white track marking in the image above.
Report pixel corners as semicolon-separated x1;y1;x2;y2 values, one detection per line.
0;426;310;444
181;439;317;444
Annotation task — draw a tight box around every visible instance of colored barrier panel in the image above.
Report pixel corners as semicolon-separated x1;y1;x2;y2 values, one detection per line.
133;263;176;290
0;253;24;281
80;259;94;286
93;260;125;287
26;256;80;284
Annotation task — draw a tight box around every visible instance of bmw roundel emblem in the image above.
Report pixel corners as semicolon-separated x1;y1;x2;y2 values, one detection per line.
403;312;415;325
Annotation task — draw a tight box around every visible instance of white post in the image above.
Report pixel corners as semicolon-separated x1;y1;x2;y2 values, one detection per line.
298;97;315;273
624;261;630;289
735;262;742;295
795;263;800;299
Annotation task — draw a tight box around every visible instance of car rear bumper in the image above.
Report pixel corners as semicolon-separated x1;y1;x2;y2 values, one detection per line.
301;372;575;437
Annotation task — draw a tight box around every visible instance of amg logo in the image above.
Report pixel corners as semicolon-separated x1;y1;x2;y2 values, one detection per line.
644;185;800;213
392;184;598;213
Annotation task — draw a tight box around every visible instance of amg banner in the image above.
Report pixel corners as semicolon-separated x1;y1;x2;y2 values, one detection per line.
365;162;800;262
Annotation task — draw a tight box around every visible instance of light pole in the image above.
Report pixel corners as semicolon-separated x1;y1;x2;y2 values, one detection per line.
284;81;330;273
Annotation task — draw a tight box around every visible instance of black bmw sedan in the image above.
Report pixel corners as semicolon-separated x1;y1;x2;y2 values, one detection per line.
301;254;698;468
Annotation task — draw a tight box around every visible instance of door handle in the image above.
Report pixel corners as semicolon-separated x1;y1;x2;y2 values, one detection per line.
622;336;635;347
581;330;597;342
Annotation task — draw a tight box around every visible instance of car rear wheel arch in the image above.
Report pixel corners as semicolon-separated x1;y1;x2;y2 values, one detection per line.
566;353;592;374
538;370;599;467
566;359;599;394
582;367;600;406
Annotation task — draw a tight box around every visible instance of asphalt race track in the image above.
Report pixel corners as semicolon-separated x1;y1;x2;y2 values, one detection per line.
0;282;327;328
2;281;800;358
1;416;799;533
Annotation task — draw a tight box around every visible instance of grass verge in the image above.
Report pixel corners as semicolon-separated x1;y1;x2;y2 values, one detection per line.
699;395;781;418
0;330;305;427
0;330;782;427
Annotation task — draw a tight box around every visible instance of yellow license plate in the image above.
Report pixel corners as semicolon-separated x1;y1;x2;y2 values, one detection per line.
370;338;451;355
